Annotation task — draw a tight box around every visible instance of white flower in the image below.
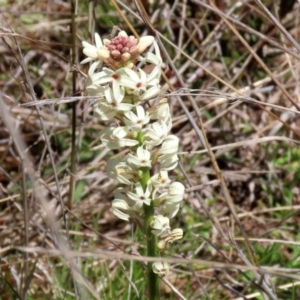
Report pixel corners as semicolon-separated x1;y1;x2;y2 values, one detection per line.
148;98;172;131
153;135;179;170
107;159;140;185
149;170;171;189
85;61;100;88
81;33;110;64
156;182;184;217
168;228;183;241
149;98;170;122
90;67;123;85
127;147;152;168
157;135;179;155
150;215;170;236
127;183;152;206
152;262;169;277
111;199;130;221
123;105;150;129
157;228;183;249
137;35;155;53
110;66;162;102
111;188;144;221
143;121;169;149
140;85;161;101
159;202;180;219
168;182;185;202
157;153;178;171
104;84;133;110
89;68;136;103
86;85;104;100
93;85;133;121
100;127;139;149
114;188;131;204
93;102;116;121
112;200;142;221
121;67;161;98
153;182;185;207
138;41;162;67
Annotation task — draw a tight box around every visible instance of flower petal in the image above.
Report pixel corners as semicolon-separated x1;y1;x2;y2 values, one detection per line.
95;32;103;48
138;36;155;53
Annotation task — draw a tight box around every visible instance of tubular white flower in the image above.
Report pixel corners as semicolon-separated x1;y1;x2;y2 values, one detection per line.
149;98;170;121
118;67;161;102
127;183;152;206
87;69;107;85
168;182;185;200
169;228;183;241
100;127;139;149
139;85;161;101
152;135;179;170
81;33;110;64
103;84;125;108
153;182;185;207
111;199;130;221
94;101;118;121
164;228;183;243
86;83;104;97
90;67;124;85
157;153;178;171
138;35;155;53
157;135;179;155
123;105;150;129
157;228;183;249
159;202;180;219
138;41;162;66
143;121;169;149
85;61;100;88
150;170;171;189
127;146;152;168
114;187;132;204
107;159;140;185
93;85;133;121
152;262;169;277
150;215;170;236
112;188;144;220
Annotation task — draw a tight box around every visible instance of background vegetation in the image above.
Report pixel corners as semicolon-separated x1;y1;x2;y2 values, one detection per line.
1;0;300;299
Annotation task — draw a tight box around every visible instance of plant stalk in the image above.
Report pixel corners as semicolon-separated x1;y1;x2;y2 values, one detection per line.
141;168;160;300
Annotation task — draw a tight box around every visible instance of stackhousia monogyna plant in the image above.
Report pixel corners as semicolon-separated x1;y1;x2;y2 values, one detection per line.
81;30;184;299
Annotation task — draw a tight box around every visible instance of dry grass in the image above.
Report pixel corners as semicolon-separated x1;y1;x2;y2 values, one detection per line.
1;0;300;299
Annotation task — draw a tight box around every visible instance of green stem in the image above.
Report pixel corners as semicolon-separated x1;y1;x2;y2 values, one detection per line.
140;168;160;300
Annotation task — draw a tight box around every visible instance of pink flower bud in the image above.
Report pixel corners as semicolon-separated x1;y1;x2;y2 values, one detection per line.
100;31;155;69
